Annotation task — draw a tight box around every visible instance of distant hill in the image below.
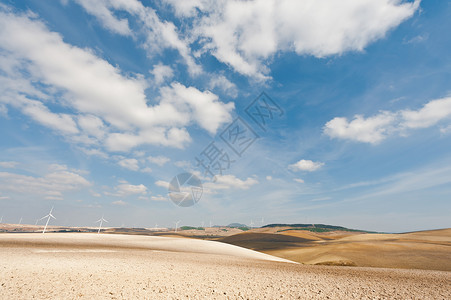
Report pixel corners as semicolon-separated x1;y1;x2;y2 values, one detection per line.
227;223;248;228
262;224;375;233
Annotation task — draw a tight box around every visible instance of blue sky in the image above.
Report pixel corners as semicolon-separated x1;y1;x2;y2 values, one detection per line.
0;0;450;232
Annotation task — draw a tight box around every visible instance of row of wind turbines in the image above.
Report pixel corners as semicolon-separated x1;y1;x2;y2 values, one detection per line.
0;207;108;234
1;209;265;234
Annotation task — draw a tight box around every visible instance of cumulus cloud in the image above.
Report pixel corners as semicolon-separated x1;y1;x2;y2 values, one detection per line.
167;0;420;79
151;63;173;85
112;200;127;206
147;155;170;166
0;161;19;168
159;83;234;135
401;97;451;129
75;0;202;76
118;158;140;171
155;180;169;189
75;0;132;36
289;160;324;172
209;75;238;98
293;178;305;183
0;7;233;153
324;96;451;144
204;174;258;192
106;180;147;197
150;195;168;201
324;112;396;144
0;167;91;200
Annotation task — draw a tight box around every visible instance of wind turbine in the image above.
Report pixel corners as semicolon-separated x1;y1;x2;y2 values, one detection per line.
201;221;205;228
261;217;264;226
250;220;254;228
174;220;181;232
39;206;56;234
0;215;3;223
95;215;108;234
209;220;212;228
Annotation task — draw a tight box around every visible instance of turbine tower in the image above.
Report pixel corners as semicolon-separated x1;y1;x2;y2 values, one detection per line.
18;217;23;225
95;215;108;234
39;206;56;234
0;215;3;223
250;220;254;228
174;220;181;232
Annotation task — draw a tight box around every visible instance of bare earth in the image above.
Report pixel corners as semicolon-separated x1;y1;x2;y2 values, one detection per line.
220;228;451;271
0;233;450;299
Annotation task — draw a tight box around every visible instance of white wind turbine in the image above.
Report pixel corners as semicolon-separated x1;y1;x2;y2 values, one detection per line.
250;220;254;228
18;217;23;225
0;215;3;223
95;215;108;234
174;220;181;232
39;206;56;234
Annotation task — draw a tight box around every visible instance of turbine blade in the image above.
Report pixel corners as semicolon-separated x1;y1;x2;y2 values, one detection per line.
39;215;49;221
49;214;56;219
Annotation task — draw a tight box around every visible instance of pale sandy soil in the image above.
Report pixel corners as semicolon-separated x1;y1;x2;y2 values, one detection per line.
0;233;450;299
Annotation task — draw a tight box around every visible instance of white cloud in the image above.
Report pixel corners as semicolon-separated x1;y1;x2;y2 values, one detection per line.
324;112;396;144
174;160;191;169
266;175;272;181
440;125;451;135
167;0;420;79
141;167;152;173
401;97;451;129
79;147;108;158
404;33;429;44
148;155;170;166
293;178;304;184
75;0;202;76
0;103;7;116
75;0;132;36
112;200;128;206
106;181;147;197
150;63;173;85
209;75;238;98
0;161;19;168
204;175;258;191
159;83;234;135
289;160;324;172
22;99;79;134
0;168;91;200
118;158;140;171
324;96;451;144
155;180;169;189
150;195;168;202
0;7;234;153
78;115;106;139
